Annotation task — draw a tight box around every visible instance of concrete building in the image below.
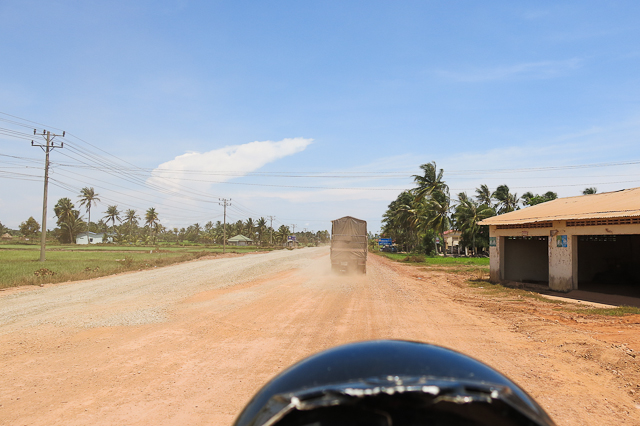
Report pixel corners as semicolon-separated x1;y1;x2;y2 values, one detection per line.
76;232;111;244
444;230;462;255
479;188;640;293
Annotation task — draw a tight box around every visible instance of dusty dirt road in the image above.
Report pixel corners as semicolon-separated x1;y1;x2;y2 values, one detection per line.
1;247;639;425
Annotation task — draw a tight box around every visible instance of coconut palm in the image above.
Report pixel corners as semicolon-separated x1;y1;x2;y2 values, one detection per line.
422;190;451;255
78;187;100;233
145;208;160;244
256;217;267;245
103;205;121;235
275;225;291;244
493;185;519;214
454;198;495;255
413;161;448;202
475;184;492;207
245;218;255;240
124;209;139;238
381;190;423;252
54;198;76;226
60;210;85;243
54;198;83;243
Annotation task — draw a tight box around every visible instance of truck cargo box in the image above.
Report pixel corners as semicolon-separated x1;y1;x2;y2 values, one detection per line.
331;216;367;274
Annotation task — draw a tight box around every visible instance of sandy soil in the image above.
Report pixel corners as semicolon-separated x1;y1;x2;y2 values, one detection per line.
1;247;639;425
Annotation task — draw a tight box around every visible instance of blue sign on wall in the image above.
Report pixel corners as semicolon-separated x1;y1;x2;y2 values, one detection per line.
556;235;567;248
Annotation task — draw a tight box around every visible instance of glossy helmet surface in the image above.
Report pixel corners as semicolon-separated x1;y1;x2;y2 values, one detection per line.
233;340;555;426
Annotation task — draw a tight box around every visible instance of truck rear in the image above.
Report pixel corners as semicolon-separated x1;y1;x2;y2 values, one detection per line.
330;216;367;274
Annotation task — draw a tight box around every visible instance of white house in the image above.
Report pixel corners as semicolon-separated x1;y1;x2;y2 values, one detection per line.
76;232;112;244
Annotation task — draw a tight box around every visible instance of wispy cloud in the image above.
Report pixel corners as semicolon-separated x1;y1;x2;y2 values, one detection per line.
437;58;582;82
148;137;313;190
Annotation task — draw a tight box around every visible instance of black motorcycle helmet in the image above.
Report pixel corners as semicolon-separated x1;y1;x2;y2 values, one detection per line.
233;340;555;426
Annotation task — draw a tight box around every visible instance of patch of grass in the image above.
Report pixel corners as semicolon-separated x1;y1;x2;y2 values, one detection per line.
568;305;640;316
0;247;246;289
376;252;489;266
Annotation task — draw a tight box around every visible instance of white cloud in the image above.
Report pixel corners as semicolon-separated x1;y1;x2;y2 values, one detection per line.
148;137;313;190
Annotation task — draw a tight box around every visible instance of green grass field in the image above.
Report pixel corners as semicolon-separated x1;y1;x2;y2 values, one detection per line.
0;244;273;289
375;251;489;266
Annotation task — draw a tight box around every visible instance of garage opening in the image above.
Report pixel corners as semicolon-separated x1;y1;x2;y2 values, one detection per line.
504;236;549;284
578;235;640;297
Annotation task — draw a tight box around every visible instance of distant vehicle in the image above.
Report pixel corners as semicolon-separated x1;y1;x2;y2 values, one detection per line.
330;216;367;274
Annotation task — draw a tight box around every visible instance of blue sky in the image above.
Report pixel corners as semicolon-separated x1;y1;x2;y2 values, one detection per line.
1;1;640;233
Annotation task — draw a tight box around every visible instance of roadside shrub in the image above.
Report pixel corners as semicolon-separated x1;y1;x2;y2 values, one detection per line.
34;268;55;277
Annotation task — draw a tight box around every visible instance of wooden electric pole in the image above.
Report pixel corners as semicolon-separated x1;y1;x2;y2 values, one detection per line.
267;215;275;245
219;198;231;253
32;129;64;262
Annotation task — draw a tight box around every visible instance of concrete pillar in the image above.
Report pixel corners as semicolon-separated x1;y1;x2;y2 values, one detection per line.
489;234;502;282
548;233;576;292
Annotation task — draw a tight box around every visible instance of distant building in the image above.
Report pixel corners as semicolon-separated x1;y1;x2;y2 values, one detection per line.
76;232;112;245
1;233;12;240
227;235;253;246
444;230;462;254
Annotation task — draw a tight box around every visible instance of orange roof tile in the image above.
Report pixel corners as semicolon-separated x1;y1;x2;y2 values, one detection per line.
479;187;640;225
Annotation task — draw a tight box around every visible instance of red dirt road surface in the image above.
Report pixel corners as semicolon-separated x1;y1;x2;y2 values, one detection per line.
1;247;640;425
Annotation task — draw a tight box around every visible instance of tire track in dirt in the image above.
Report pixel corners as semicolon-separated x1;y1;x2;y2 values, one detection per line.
1;248;639;425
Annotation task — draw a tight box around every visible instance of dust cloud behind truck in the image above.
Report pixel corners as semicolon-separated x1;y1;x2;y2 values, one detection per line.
330;216;367;274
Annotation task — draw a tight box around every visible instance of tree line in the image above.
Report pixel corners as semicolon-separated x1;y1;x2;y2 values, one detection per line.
2;186;331;246
381;161;598;256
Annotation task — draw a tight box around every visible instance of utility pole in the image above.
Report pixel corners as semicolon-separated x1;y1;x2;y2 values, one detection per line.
219;198;231;254
32;129;64;262
267;215;275;245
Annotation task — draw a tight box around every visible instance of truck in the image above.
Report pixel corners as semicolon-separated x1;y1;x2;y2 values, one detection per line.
330;216;367;274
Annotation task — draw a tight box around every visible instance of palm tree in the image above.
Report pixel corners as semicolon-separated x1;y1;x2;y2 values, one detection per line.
521;191;535;206
493;185;519;214
275;225;290;245
457;192;469;203
60;210;85;243
234;220;244;236
454;198;495;255
256;217;267;245
422;190;451;255
54;198;76;226
583;187;597;195
54;198;82;243
413;161;448;202
78;187;100;233
475;184;492;207
124;209;139;238
382;191;420;252
145;208;160;244
245;218;255;240
103;205;121;235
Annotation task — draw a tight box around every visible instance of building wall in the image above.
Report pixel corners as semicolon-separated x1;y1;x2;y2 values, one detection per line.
489;220;640;292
